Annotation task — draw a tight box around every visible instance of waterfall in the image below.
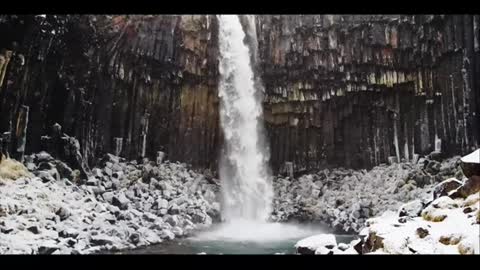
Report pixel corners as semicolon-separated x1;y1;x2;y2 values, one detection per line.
217;15;273;223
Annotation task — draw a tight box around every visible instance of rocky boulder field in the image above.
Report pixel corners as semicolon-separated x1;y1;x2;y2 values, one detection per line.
271;154;464;233
294;151;480;255
0;152;221;254
1;149;478;254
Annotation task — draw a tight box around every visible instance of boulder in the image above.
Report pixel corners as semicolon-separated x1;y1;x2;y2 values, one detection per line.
460;149;480;178
416;227;429;239
398;199;423;218
112;194;130;210
38;243;59;255
337;243;349;251
161;229;175;240
171;226;183;236
55;161;73;179
165;215;179;227
155;199;169;210
142;212;158;222
27;225;40;234
102;192;114;204
59;228;79;239
55;207;71;221
90;235;114;246
168;204;181;215
36;151;54;162
129;233;140;245
295;234;337;254
433;178;463;199
450;175;480;199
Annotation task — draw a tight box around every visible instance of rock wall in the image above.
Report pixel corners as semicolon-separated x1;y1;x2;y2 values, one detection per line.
0;15;479;174
0;15;220;172
257;15;480;172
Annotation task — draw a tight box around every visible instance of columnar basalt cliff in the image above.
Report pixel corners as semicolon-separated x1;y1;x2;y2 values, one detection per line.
0;15;220;172
257;15;480;172
0;15;479;174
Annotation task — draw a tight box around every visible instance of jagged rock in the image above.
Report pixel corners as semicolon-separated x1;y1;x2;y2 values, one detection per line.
112;194;130;210
460;149;480;178
27;226;40;234
433;178;463;199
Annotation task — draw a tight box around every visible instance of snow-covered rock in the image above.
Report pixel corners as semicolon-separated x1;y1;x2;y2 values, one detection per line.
361;194;479;254
0;152;221;254
295;234;337;254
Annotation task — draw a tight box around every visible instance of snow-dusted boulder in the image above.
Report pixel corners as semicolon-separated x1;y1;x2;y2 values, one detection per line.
398;199;423;218
295;234;337;254
433;178;463;199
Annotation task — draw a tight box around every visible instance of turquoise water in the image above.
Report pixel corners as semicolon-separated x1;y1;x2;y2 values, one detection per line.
119;222;357;254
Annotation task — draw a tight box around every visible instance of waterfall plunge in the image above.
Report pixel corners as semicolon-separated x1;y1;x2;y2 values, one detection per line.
217;15;273;223
192;15;327;243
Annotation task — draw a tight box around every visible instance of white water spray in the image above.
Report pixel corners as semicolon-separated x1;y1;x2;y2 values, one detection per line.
217;15;273;222
194;15;327;244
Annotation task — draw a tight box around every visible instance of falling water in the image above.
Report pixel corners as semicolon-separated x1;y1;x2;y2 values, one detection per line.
217;15;273;223
192;15;328;245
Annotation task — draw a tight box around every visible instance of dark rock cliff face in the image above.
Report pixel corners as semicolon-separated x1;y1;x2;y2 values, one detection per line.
0;15;479;175
257;15;480;172
0;15;220;172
